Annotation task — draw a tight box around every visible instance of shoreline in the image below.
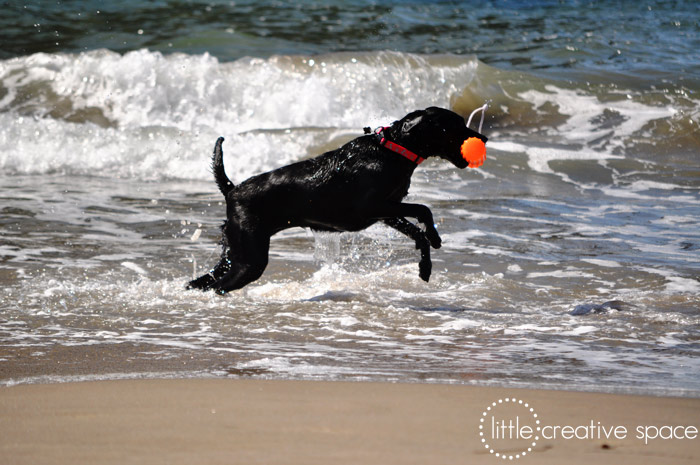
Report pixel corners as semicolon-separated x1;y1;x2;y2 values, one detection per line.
2;378;698;464
3;372;700;399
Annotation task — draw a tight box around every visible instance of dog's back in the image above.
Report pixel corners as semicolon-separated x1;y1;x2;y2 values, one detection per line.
220;136;414;235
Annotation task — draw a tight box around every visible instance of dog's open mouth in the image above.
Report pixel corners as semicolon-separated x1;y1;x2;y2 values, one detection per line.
453;155;470;169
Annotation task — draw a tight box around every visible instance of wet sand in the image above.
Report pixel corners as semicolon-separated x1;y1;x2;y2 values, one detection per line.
1;379;698;464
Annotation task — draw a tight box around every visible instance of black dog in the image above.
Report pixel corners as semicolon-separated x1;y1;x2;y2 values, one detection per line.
187;106;487;294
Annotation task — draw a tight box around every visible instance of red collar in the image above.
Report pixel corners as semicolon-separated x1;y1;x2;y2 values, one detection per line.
374;127;425;165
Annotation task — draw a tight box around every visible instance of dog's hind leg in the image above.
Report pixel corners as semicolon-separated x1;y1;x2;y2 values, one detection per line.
186;257;232;291
384;217;432;282
210;234;270;295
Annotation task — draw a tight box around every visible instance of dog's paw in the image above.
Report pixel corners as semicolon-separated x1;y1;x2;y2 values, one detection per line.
419;259;432;282
426;229;442;249
214;287;229;296
187;274;215;291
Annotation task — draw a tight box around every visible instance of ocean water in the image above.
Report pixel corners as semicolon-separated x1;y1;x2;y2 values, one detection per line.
1;1;699;394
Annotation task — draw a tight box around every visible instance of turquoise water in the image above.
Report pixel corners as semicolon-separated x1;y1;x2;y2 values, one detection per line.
0;1;698;393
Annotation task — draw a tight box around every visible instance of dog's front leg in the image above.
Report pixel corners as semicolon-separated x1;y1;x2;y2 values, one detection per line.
373;202;441;249
384;217;432;282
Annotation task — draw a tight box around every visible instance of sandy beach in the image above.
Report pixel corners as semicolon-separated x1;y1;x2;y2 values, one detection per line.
3;2;700;464
1;379;698;464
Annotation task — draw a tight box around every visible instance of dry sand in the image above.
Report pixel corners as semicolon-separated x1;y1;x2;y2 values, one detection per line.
1;378;698;464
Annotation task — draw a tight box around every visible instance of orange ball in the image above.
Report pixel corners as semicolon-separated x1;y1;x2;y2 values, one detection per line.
461;137;486;168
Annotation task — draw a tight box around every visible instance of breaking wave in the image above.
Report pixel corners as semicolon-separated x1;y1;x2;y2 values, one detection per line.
1;49;697;181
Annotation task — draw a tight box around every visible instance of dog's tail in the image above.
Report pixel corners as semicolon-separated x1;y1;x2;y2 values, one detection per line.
211;137;234;197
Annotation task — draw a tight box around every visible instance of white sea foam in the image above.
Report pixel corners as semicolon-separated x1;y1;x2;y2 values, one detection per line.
0;49;481;180
518;85;677;150
665;277;700;294
581;259;622;268
527;269;598;279
121;261;148;275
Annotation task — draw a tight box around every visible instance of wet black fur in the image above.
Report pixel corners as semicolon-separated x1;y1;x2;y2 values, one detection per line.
187;106;486;294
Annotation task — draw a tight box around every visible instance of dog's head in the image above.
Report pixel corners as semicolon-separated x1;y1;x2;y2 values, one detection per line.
390;107;487;169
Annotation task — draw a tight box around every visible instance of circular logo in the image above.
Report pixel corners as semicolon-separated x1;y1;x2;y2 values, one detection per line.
479;398;540;460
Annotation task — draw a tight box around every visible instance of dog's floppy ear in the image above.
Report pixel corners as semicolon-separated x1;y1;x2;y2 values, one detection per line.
401;110;425;134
